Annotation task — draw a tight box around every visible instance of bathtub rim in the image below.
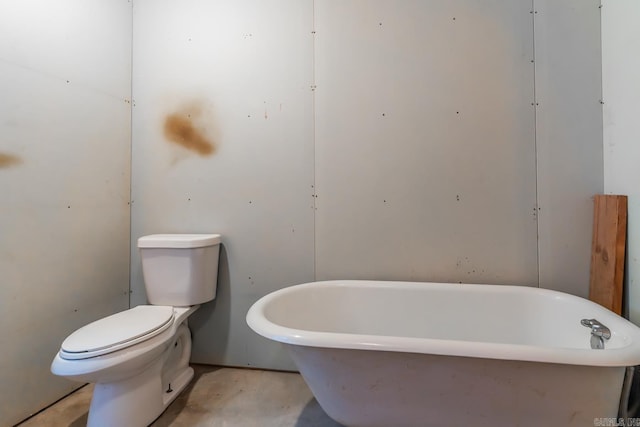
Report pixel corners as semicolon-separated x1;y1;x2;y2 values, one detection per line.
246;280;640;367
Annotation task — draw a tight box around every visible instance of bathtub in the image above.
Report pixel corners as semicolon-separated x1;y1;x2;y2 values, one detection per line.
246;280;640;427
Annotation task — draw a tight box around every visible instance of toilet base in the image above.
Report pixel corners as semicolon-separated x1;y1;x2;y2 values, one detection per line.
86;324;194;427
87;365;194;427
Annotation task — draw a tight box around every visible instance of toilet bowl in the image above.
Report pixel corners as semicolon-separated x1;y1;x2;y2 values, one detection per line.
51;234;221;427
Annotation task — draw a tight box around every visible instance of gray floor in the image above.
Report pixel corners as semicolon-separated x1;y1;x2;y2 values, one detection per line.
18;365;343;427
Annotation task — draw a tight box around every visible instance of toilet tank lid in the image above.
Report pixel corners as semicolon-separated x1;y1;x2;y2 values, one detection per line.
138;234;221;249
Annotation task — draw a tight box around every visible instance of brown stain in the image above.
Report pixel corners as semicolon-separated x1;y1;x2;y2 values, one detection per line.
0;153;22;168
163;111;215;156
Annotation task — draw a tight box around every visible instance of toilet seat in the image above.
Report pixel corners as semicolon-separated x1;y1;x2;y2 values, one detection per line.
60;306;175;360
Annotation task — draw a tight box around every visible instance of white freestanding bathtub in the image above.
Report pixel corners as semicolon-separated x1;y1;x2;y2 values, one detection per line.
246;280;640;427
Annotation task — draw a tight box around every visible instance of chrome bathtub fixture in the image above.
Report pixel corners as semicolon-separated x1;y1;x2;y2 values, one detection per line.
581;318;611;349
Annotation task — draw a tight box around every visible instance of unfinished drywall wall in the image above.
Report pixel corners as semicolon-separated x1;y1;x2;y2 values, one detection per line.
534;0;604;297
130;0;315;370
0;1;131;424
314;1;539;285
602;0;640;323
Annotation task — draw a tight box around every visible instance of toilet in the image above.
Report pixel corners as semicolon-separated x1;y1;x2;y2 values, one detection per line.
51;233;221;427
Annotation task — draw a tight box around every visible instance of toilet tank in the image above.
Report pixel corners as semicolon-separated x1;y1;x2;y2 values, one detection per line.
138;234;221;306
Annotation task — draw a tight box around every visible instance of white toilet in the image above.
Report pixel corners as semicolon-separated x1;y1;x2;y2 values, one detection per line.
51;233;221;427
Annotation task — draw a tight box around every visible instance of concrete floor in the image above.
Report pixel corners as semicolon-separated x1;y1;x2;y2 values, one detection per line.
18;365;343;427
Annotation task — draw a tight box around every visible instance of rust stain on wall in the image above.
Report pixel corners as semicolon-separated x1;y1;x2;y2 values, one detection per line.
0;153;22;169
163;101;216;157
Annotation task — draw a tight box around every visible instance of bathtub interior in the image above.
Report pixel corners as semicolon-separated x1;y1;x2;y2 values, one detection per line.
259;281;637;351
247;280;640;366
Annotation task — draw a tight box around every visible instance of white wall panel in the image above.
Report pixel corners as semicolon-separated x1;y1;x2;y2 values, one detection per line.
131;0;314;370
314;1;539;285
0;1;131;99
0;1;131;425
602;0;640;323
534;0;603;297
